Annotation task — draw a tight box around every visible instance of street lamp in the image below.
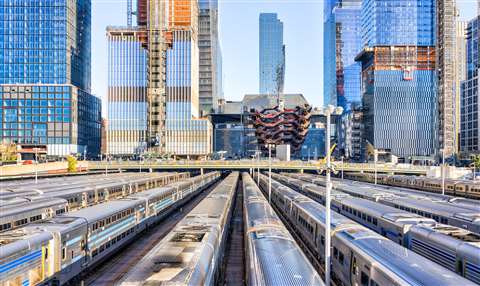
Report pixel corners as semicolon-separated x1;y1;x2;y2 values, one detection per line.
341;156;344;180
323;104;343;286
374;149;378;185
33;148;40;184
267;143;274;204
441;148;446;195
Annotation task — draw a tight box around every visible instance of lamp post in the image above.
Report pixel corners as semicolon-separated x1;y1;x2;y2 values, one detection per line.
374;149;378;185
268;143;273;204
33;148;40;184
441;148;445;195
341;156;344;180
324;104;343;286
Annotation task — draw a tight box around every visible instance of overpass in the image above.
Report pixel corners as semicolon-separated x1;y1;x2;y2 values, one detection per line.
87;160;432;175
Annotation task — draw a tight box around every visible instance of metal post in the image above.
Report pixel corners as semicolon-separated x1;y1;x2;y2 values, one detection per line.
374;149;378;185
257;151;260;186
325;111;332;286
341;156;344;180
268;144;272;204
442;148;445;195
35;149;38;184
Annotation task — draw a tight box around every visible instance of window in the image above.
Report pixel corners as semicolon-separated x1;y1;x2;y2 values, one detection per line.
361;272;369;286
62;247;66;260
339;252;345;265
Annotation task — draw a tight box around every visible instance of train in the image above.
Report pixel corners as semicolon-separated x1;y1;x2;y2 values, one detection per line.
0;172;220;286
271;172;480;284
343;172;480;199
0;172;189;232
119;172;239;285
255;173;475;286
282;172;480;234
242;173;323;286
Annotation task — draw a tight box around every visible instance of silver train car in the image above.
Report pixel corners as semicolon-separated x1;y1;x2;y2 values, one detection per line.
0;172;220;286
272;173;480;283
0;197;68;232
0;172;190;232
285;173;480;234
119;172;239;285
243;173;324;286
256;173;475;286
344;172;480;199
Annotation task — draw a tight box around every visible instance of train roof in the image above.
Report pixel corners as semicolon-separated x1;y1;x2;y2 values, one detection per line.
0;228;52;259
0;197;67;220
26;216;87;234
341;230;476;285
64;199;143;223
296;200;359;230
385;197;480;223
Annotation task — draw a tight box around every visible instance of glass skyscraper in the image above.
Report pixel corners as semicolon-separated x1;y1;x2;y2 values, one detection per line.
357;0;436;159
323;0;362;110
0;0;101;157
460;16;479;156
106;27;147;156
259;13;285;95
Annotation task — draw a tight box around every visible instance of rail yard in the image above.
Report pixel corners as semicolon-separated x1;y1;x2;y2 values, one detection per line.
0;170;479;286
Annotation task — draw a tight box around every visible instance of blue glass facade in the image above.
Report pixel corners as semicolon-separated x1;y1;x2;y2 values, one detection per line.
259;13;285;95
0;0;91;91
460;16;479;155
358;0;436;159
0;0;100;157
323;0;362;110
361;0;436;47
300;127;326;160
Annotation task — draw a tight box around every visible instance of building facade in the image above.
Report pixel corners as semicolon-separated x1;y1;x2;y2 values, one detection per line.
455;21;468;153
323;0;362;110
106;27;148;156
357;0;436;159
198;0;222;115
460;16;479;156
436;0;457;158
259;13;285;95
339;107;365;161
0;0;101;157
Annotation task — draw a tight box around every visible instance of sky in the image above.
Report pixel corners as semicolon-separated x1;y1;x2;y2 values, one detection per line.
92;0;479;110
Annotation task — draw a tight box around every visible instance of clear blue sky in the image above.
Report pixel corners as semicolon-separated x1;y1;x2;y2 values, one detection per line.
92;0;478;111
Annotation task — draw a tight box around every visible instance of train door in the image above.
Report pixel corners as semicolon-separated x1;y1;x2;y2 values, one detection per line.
81;192;88;208
350;253;359;286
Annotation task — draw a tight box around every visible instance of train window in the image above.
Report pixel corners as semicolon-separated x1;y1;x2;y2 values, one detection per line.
425;213;431;218
71;250;74;259
339;252;345;265
361;272;369;286
370;280;379;286
333;247;338;258
373;218;378;226
362;213;366;220
353;210;357;216
367;216;372;223
321;235;325;245
441;218;448;224
45;248;48;259
433;215;439;222
62;248;66;260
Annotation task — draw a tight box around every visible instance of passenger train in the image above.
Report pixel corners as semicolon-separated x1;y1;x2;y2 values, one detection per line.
0;172;220;286
0;172;189;232
283;173;480;234
272;173;480;284
242;173;323;286
343;172;480;199
119;172;239;285
255;173;475;286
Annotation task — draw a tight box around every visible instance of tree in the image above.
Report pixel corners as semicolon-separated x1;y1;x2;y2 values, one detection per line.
472;155;480;169
67;155;77;173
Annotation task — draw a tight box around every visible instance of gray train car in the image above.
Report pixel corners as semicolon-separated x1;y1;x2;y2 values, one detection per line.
243;173;323;286
119;172;238;285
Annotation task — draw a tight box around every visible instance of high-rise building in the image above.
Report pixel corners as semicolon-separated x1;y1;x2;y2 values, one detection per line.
436;0;457;159
357;0;436;159
198;0;223;115
0;0;101;157
323;0;362;110
460;16;479;156
455;20;468;153
259;13;285;95
138;0;211;157
106;27;148;156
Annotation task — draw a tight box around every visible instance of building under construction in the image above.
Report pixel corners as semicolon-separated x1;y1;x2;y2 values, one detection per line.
134;0;212;157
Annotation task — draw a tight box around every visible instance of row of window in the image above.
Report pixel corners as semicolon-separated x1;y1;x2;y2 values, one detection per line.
341;205;379;226
91;208;135;232
91;227;135;258
393;204;447;224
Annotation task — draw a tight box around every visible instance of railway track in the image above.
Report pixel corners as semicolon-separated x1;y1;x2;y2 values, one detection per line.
221;176;245;285
78;180;220;285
